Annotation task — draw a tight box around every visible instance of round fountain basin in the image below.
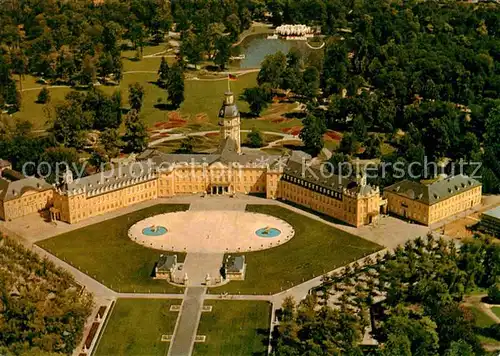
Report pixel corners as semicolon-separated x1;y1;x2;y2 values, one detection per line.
142;226;167;236
255;228;281;238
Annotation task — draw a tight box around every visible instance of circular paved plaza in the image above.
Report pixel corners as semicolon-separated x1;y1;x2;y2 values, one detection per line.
128;211;295;253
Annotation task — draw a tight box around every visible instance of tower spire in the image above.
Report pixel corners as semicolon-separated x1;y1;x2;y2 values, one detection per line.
218;89;241;154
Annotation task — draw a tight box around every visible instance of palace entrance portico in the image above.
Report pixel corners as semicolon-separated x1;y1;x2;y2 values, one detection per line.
209;184;232;195
49;207;61;222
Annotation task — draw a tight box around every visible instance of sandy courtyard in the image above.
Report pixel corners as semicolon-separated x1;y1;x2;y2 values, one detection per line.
128;210;295;253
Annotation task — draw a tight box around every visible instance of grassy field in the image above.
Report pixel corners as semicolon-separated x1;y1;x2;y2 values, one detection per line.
37;204;189;293
193;301;270;356
465;304;500;347
493;307;500;319
211;205;382;294
14;71;258;131
468;305;497;328
95;299;178;356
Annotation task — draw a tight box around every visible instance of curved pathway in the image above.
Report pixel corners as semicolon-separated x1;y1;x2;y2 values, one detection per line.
148;129;301;148
232;22;274;47
305;41;325;50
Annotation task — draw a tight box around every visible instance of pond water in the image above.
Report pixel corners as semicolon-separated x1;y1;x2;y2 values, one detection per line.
232;35;311;69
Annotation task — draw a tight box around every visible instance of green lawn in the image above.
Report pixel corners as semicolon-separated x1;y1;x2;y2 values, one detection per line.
123;56;163;72
212;205;382;294
15;67;302;134
468;305;497;328
193;301;270;356
492;306;500;319
95;299;179;356
37;204;189;293
122;43;168;59
15;72;258;131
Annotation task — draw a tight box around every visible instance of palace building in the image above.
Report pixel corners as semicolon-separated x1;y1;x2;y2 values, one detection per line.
384;175;482;226
1;91;387;227
0;174;53;221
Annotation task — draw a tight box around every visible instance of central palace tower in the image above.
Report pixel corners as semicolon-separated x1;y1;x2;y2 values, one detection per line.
218;91;241;154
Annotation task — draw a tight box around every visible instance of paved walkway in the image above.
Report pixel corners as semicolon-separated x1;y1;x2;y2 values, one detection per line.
181;253;224;286
168;287;206;356
32;245;117;298
188;196;248;212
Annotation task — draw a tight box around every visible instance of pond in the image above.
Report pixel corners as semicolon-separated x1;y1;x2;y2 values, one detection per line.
232;34;312;69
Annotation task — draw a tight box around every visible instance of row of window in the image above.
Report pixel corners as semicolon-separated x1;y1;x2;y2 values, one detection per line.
7;191;52;205
70;191;156;222
282;184;348;211
282;174;342;201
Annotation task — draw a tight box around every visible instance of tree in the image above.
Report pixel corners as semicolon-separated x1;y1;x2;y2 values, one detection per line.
123;109;148;153
281;296;296;322
299;113;327;155
99;128;122;158
50;100;92;149
0;237;92;355
206;22;226;60
180;30;203;66
328;152;352;175
488;283;500;304
225;13;241;41
88;148;109;172
39;147;82;183
482;106;500;193
352;115;368;142
240;86;272;116
382;310;439;356
0;55;20;111
80;55;97;86
98;52;115;82
443;340;475;356
166;63;184;109
381;334;412;356
299;66;320;98
214;36;231;70
282;49;303;93
363;135;381;158
178;136;194;153
158;56;170;86
257;51;287;89
339;132;359;155
10;49;28;94
84;88;122;130
129;22;147;57
128;82;145;111
37;87;50;104
246;127;263;147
